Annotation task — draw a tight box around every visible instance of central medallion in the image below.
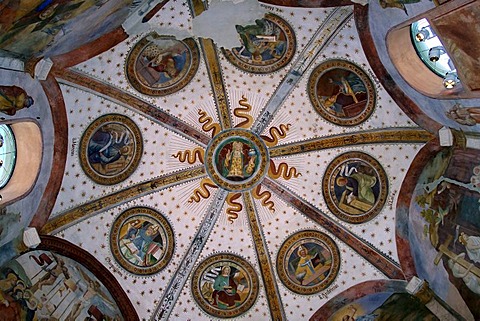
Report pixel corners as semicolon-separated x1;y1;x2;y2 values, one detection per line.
205;129;269;192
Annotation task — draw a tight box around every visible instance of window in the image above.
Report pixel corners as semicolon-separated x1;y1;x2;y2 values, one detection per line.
411;18;458;88
0;125;16;189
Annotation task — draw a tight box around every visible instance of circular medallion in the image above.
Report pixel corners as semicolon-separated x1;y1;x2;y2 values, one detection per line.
308;59;376;126
222;14;296;74
80;114;142;185
205;129;269;192
110;207;174;275
126;33;200;96
191;253;259;318
277;230;340;295
323;152;388;223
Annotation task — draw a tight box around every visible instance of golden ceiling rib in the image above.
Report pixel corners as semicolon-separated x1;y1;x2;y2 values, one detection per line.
41;166;206;235
53;68;211;146
262;177;405;280
269;127;434;157
244;192;286;321
199;37;233;130
188;0;232;130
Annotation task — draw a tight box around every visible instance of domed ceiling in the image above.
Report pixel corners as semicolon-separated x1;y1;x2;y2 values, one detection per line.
1;0;480;320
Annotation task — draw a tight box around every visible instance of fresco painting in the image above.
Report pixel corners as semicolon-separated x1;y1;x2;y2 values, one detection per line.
407;146;480;319
215;138;259;182
277;230;340;295
191;254;259;318
308;60;375;126
328;292;437;321
79;114;143;185
0;0;136;58
0;250;123;320
222;13;295;74
110;207;174;275
323;152;388;224
126;33;200;96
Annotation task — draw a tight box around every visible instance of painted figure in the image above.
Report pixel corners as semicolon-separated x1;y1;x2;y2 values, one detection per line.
293;244;330;286
0;85;34;116
448;253;480;295
337;163;377;206
222;141;256;180
459;232;480;263
120;221;164;266
212;266;241;308
294;245;320;284
87;125;131;167
446;103;480;126
322;74;366;115
140;41;187;85
235;18;285;62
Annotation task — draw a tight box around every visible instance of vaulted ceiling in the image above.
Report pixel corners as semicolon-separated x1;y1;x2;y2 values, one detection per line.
1;0;480;320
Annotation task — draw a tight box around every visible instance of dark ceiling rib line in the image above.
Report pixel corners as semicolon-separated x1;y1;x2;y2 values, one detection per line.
152;189;230;321
199;37;233;130
41;166;206;235
53;68;212;146
244;191;286;321
261;177;405;280
269;127;434;157
30;76;69;229
251;7;353;135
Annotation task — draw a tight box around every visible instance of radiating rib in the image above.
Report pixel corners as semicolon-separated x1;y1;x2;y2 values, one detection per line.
199;38;232;130
269;127;433;158
54;68;211;146
41;166;206;235
262;177;405;280
244;191;286;321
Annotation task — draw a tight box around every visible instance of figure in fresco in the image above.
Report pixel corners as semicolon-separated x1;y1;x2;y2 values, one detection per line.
0;85;34;116
212;266;241;309
448;253;480;295
322;74;366;116
293;245;329;286
0;270;26;320
234;18;285;62
0;0;104;57
341;306;378;321
459;232;480;263
87;125;131;167
378;0;421;15
222;141;256;181
336;163;377;208
119;221;164;266
139;40;187;85
66;266;117;320
446;103;480;126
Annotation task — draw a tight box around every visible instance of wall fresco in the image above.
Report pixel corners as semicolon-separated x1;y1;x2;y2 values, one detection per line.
0;250;123;320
